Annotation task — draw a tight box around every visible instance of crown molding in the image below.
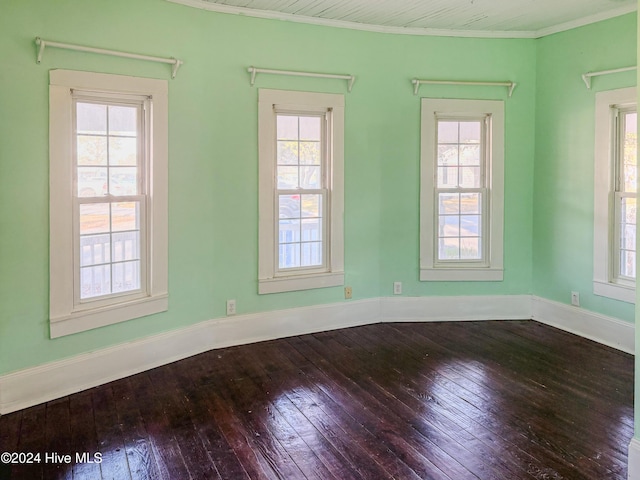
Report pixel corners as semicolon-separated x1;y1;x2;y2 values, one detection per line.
533;3;637;38
166;0;636;39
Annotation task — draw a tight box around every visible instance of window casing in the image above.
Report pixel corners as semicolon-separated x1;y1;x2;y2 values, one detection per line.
594;87;637;303
50;70;168;337
258;90;344;294
420;99;504;281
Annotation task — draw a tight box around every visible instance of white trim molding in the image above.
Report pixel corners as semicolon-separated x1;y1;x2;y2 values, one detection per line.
531;296;634;354
0;298;380;415
382;295;531;322
420;98;505;282
0;294;633;414
629;438;640;480
49;70;169;337
593;87;637;305
258;89;345;294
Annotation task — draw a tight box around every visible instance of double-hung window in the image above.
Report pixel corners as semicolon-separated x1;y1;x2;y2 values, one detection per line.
594;87;637;303
50;70;168;337
420;99;504;281
258;89;344;294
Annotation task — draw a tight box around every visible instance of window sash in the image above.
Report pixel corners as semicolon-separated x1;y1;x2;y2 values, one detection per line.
71;95;149;307
611;106;637;284
273;110;331;275
433;116;490;266
434;188;488;265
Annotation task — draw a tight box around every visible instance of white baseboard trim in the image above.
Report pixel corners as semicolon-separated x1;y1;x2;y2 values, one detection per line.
0;294;634;415
381;294;531;322
629;438;640;480
531;296;634;355
0;298;380;415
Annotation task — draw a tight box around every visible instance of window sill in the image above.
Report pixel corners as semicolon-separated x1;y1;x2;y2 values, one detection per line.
593;280;635;304
420;267;503;282
259;272;344;294
50;294;168;338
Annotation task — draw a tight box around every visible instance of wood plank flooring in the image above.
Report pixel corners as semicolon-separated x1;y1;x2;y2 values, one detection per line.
0;320;633;479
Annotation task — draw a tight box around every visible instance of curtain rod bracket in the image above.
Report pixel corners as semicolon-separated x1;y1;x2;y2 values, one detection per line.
36;37;45;64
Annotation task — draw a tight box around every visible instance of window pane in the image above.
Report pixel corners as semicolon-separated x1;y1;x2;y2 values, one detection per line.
277;166;298;189
460;193;481;214
300;142;320;165
277;141;299;165
77;103;107;135
112;261;140;293
111;202;139;232
622;197;636;224
623;112;637;192
279;220;301;244
77;135;107;166
460;237;481;259
109;167;138;196
439;215;460;237
300;166;321;189
301;242;322;267
460;215;480;237
621;250;636;278
78;167;107;197
460;145;480;166
437;145;458;166
437;166;458;188
80;234;111;267
459;121;481;144
112;231;140;262
80;264;111;299
439;193;459;214
459;167;481;188
622;224;636;250
301;218;322;241
279;243;300;269
437;121;458;143
109;137;137;166
277;116;298;140
299;116;321;141
301;194;321;218
80;203;110;235
279;195;301;219
108;105;137;136
439;238;460;260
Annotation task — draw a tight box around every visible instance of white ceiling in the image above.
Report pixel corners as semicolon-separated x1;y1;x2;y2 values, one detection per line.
169;0;637;38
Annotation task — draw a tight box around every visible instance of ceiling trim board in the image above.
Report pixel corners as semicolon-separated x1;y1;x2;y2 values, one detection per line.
167;0;637;39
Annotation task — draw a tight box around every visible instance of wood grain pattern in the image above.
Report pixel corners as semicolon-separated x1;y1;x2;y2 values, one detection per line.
0;320;633;479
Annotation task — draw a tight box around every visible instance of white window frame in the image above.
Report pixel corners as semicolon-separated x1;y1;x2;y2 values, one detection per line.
49;70;168;337
420;98;504;281
593;87;637;304
258;89;344;294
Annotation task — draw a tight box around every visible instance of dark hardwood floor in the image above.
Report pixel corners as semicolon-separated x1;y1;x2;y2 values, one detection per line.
0;320;633;479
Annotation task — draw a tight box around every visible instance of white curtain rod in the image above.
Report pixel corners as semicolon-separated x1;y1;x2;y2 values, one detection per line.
412;78;517;97
247;66;356;92
581;66;636;89
35;37;184;79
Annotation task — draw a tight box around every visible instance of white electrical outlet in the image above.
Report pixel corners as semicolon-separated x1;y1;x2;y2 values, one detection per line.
394;282;402;295
226;299;237;315
571;291;580;307
344;286;353;299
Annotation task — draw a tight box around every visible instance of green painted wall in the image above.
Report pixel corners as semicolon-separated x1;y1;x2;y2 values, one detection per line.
0;0;635;377
533;14;637;322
